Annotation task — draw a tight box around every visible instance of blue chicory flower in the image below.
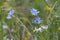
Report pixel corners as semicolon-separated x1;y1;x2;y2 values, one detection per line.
6;9;14;19
30;8;39;16
32;17;41;24
8;9;14;16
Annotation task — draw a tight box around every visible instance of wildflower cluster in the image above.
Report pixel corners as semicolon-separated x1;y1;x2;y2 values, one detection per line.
1;0;59;40
33;25;48;32
30;8;41;24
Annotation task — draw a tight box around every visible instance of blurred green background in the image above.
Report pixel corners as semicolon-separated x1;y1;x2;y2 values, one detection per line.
0;0;60;40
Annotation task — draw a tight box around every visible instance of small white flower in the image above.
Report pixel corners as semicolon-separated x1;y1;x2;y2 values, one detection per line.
11;38;14;40
33;29;38;32
11;29;14;32
6;38;10;40
38;28;43;32
34;36;37;40
9;29;15;33
2;25;9;29
45;0;48;2
6;16;12;19
33;27;43;32
41;25;48;30
33;30;36;32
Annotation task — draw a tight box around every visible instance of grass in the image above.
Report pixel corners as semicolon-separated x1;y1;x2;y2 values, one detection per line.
0;0;60;40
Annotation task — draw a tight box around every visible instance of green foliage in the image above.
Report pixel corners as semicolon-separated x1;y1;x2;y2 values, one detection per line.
0;0;60;40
